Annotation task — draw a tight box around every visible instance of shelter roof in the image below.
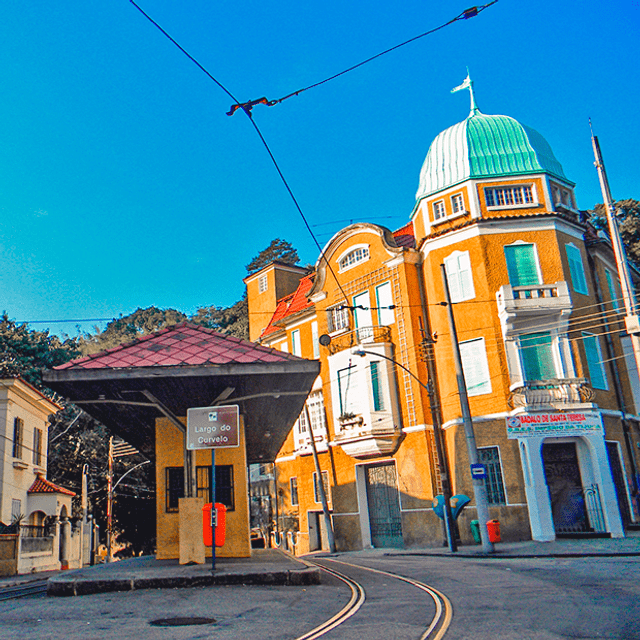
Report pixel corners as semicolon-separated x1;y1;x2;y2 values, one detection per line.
44;323;320;463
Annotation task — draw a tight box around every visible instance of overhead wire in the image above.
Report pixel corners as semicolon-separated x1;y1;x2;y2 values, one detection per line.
127;1;499;309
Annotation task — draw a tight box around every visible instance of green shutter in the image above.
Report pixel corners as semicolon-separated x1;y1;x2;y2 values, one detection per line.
504;244;541;286
566;244;588;294
370;362;384;411
520;332;556;380
582;334;607;390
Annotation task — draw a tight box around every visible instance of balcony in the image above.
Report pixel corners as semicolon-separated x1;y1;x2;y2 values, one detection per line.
326;326;392;355
497;281;572;322
509;378;595;411
333;412;403;459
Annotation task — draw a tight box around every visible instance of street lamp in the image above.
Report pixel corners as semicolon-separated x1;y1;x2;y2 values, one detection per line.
350;346;458;553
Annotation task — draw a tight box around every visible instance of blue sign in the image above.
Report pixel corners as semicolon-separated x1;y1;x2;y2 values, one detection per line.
470;463;487;479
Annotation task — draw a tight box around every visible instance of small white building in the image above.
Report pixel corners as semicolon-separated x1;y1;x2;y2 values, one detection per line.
0;377;81;575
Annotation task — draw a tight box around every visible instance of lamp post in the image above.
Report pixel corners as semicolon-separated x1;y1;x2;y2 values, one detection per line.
350;347;457;553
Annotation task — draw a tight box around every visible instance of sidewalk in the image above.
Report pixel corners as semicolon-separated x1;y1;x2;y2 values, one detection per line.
384;530;640;559
46;549;320;597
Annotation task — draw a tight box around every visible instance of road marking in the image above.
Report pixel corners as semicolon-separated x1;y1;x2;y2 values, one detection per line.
320;558;453;640
294;561;365;640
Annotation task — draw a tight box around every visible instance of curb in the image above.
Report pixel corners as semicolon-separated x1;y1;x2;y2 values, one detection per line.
47;567;321;597
385;551;640;560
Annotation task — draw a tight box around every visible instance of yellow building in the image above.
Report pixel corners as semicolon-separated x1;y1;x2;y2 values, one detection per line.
248;90;639;551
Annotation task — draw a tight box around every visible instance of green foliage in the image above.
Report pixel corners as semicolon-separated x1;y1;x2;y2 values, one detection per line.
0;313;80;388
80;306;187;355
191;297;249;340
589;199;640;266
244;238;299;276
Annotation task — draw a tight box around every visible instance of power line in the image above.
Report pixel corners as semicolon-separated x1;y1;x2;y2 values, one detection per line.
227;2;499;115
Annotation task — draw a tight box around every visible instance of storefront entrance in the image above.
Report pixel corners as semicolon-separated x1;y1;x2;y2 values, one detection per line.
542;442;590;534
365;462;403;548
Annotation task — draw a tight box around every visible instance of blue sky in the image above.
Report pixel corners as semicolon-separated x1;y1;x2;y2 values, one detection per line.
1;1;639;337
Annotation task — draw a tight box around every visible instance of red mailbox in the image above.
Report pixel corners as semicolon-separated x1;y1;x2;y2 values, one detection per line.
486;519;501;543
202;502;227;547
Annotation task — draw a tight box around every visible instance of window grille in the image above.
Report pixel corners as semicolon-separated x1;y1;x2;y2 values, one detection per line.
451;193;465;213
339;247;369;270
478;447;506;505
485;185;533;207
327;306;350;333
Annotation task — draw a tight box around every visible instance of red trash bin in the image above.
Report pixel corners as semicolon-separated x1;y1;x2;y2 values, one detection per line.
486;519;501;543
202;502;227;547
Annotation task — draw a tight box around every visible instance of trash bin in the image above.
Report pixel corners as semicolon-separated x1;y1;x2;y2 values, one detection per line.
470;519;481;544
486;519;501;543
202;502;227;547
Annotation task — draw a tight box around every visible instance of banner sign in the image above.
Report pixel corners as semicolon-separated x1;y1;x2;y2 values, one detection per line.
186;405;240;450
506;411;603;439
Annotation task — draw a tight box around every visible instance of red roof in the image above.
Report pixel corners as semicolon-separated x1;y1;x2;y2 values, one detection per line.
261;275;315;339
28;476;76;497
55;322;304;370
393;221;415;248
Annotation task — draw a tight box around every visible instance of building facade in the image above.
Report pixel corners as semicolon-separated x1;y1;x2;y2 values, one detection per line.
0;378;79;574
247;97;639;552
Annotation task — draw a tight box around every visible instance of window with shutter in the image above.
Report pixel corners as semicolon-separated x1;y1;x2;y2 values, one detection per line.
519;332;557;380
566;243;588;294
370;361;385;410
582;333;608;390
504;244;541;286
375;282;395;326
459;338;491;396
444;251;475;302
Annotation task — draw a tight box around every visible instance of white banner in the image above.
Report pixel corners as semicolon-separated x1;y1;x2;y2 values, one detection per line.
506;411;603;439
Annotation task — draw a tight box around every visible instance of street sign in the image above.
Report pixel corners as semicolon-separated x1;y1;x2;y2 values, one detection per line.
470;463;487;479
186;405;240;450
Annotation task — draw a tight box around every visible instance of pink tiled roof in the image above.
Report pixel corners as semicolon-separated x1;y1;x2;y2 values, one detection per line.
55;322;303;370
393;221;415;248
28;476;76;497
261;275;315;339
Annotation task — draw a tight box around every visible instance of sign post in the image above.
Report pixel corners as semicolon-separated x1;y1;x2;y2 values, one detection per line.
187;405;240;572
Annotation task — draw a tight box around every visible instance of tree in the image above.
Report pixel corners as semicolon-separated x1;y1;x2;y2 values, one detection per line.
0;313;80;387
589;199;640;267
244;238;300;276
191;298;249;340
80;306;187;355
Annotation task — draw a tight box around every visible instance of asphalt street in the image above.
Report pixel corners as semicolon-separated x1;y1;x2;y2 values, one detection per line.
1;553;638;639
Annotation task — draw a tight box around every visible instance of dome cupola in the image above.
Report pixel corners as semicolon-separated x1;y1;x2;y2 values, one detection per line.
416;77;568;201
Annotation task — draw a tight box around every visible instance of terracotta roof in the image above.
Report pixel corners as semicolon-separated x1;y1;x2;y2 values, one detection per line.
28;476;76;497
55;322;304;370
261;275;315;339
393;221;416;248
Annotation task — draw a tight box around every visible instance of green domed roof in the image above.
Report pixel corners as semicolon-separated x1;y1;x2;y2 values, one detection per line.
416;111;568;201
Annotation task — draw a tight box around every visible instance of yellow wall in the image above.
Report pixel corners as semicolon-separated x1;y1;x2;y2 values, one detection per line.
155;415;250;560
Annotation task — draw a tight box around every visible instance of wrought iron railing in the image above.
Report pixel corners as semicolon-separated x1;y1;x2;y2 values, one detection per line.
554;484;606;535
327;326;392;354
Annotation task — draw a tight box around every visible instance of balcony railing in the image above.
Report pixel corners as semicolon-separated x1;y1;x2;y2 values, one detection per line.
509;378;595;409
327;326;392;355
497;281;573;317
333;412;402;459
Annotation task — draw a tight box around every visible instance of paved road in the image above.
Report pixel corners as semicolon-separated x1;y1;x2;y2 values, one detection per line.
1;553;638;639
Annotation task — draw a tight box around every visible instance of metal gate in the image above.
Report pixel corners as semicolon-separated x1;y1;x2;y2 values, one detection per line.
365;462;403;548
542;442;604;534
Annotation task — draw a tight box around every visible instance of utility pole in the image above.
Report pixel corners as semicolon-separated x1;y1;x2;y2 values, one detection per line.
304;403;336;553
440;264;494;554
591;126;640;378
106;437;113;562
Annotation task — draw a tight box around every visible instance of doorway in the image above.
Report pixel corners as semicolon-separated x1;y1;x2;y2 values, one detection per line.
365;462;403;548
542;441;590;534
606;441;632;528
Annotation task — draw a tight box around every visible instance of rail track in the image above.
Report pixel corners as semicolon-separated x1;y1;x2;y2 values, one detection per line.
0;580;48;601
296;557;453;640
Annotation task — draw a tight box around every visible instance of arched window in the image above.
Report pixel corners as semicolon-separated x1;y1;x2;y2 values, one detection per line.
338;246;369;271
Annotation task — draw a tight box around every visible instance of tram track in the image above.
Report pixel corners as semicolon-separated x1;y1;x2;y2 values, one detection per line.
0;580;48;601
297;557;453;640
